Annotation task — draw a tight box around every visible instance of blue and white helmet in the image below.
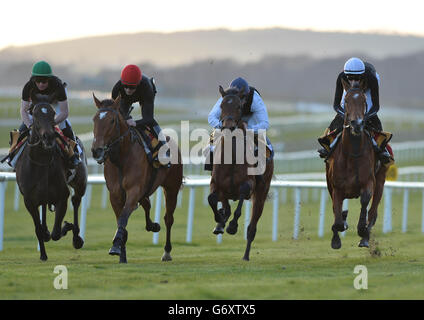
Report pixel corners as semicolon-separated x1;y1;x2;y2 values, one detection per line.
229;77;249;96
344;57;365;75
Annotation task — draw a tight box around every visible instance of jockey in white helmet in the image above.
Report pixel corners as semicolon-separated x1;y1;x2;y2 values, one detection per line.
317;57;392;164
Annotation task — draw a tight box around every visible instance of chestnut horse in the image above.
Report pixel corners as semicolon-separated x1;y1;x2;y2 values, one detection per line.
92;94;183;263
325;81;388;249
15;93;87;261
208;86;274;261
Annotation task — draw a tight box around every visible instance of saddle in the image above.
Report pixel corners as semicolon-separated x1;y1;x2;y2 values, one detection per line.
130;126;169;168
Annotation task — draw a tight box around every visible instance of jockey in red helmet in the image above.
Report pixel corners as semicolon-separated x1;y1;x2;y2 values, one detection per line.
111;64;169;165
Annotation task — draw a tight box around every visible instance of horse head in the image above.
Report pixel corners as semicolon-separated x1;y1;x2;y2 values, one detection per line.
91;94;123;164
218;85;243;131
30;91;57;149
342;79;367;136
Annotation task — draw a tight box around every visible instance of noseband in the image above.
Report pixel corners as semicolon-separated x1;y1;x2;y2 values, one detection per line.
27;103;56;149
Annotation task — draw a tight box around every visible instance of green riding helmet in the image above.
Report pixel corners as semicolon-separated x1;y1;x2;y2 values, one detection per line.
31;61;53;77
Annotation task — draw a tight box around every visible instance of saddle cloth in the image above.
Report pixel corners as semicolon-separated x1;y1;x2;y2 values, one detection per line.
131;127;168;168
2;127;76;169
321;129;394;167
208;129;274;161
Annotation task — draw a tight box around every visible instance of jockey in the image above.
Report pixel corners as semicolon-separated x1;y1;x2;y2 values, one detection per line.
111;64;167;163
20;60;81;168
205;77;272;170
318;57;392;164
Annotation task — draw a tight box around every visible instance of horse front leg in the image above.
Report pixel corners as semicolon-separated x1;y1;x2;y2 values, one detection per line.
358;188;373;248
51;199;68;242
41;204;51;242
208;180;225;234
70;194;84;249
331;190;345;249
110;189;139;263
227;182;252;235
25;200;48;261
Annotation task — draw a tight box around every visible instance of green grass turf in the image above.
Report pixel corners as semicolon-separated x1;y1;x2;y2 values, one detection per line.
0;183;423;299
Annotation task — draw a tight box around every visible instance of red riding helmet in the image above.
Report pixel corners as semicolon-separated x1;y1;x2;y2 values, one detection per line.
120;64;142;86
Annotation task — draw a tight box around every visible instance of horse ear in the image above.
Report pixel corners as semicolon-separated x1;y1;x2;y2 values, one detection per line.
112;94;121;110
341;77;351;91
93;93;102;108
219;85;225;97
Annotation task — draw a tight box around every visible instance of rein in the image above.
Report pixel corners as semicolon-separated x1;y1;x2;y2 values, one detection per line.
97;107;130;162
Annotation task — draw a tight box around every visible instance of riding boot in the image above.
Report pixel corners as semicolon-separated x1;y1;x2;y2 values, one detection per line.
152;124;170;167
371;137;393;165
61;125;81;169
204;148;213;171
317;127;331;158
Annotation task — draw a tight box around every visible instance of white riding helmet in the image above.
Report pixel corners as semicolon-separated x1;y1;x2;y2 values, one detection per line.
344;57;365;75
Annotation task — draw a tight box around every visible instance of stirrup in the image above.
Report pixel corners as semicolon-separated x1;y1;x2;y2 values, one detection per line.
318;148;329;159
378;150;392;164
68;153;81;169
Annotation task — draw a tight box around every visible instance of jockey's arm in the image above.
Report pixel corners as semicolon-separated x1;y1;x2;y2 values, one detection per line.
135;83;156;128
54;100;69;125
367;75;380;116
208;97;223;128
20;100;32;128
248;92;269;133
332;73;344;115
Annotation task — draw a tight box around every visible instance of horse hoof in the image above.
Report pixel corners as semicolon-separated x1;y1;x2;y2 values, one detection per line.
162;252;172;261
61;221;73;237
331;235;342;249
147;223;161;233
73;236;84;249
119;258;127;264
213;224;224;234
109;245;121;256
40;254;48;261
357;227;368;239
226;223;238;235
43;230;51;242
358;239;369;248
242;256;250;261
51;231;61;241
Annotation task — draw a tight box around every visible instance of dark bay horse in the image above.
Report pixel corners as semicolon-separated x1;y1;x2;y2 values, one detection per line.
325;80;388;249
15;93;87;261
208;86;274;261
92;94;183;263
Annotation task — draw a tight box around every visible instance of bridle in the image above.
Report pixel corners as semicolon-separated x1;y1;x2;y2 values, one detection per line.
95;107;130;163
220;94;243;131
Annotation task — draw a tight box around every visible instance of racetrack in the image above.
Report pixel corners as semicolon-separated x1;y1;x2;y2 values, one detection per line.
1;184;423;299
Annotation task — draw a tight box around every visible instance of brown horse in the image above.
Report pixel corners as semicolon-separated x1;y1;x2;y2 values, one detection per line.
208;86;274;261
325;80;388;249
15;93;87;261
91;94;183;263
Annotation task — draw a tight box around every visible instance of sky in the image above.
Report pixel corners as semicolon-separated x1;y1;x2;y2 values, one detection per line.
0;0;423;50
